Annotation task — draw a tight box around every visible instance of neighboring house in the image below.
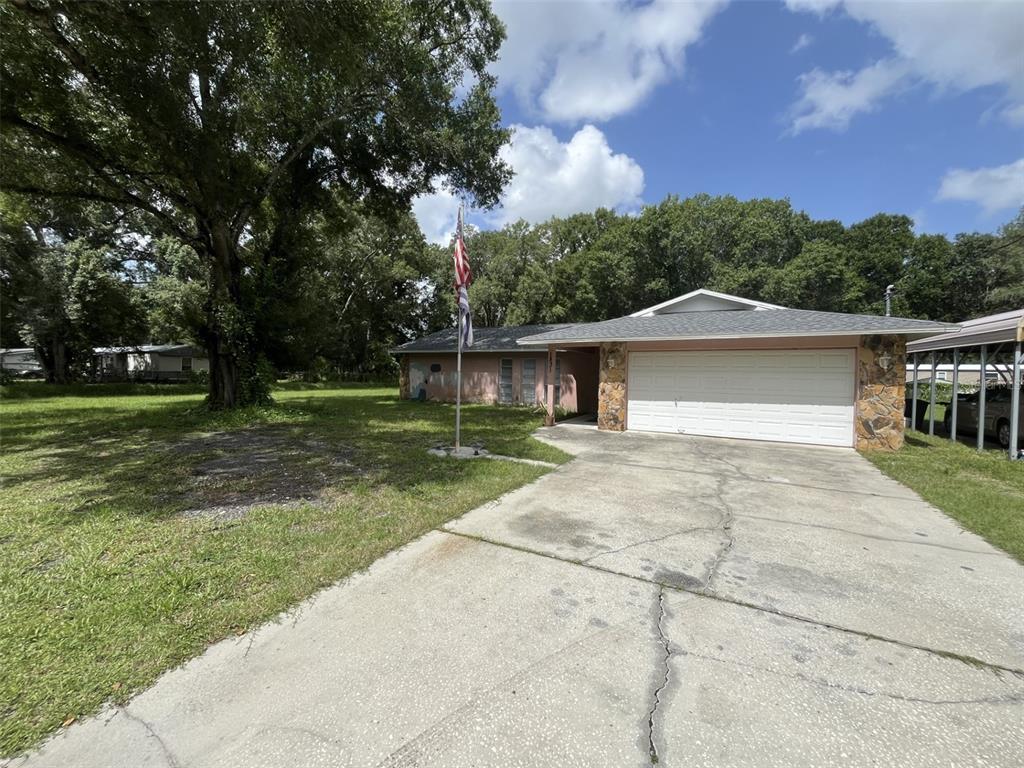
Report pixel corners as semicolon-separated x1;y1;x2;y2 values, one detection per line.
904;364;1004;385
0;348;43;377
395;289;956;451
94;344;209;382
394;325;598;414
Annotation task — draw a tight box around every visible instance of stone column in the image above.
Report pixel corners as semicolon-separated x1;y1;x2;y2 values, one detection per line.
856;334;906;451
598;342;627;431
398;354;410;400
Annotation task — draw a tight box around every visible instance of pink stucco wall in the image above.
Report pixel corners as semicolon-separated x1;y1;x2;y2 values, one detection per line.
402;350;598;413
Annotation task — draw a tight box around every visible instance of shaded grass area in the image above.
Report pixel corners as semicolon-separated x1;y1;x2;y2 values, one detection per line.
0;383;568;756
866;431;1024;563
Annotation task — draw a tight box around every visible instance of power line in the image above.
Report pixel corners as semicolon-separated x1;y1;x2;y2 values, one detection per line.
981;232;1024;255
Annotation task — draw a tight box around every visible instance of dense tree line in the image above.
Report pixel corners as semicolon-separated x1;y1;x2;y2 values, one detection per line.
1;0;508;405
2;2;1021;396
1;193;436;384
3;189;1022;386
424;197;1024;330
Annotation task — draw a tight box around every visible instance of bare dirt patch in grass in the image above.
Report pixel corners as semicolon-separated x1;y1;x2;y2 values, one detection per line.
170;428;363;521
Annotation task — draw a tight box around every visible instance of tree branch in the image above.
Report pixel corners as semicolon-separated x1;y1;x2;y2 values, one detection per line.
2;109;195;215
10;0;101;85
5;183;200;248
230;109;354;238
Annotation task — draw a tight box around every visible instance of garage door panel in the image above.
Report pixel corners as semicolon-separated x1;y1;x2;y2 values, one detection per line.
627;349;855;447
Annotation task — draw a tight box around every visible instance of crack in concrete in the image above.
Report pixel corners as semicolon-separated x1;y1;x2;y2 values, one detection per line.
728;511;1002;556
701;507;734;592
441;530;1024;677
583;525;718;563
680;649;1024;707
242;625;262;659
578;456;916;502
117;706;183;768
646;588;671;764
692;442;736;593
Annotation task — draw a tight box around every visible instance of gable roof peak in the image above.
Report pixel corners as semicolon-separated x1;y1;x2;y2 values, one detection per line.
629;288;786;317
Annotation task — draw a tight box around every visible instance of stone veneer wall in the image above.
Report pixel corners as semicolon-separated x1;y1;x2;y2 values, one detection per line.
856;334;906;451
598;342;627;431
398;354;410;400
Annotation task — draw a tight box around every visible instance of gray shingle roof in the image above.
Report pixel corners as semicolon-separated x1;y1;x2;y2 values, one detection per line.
517;310;956;345
393;324;574;353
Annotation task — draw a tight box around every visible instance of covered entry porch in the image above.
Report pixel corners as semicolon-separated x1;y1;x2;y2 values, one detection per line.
539;345;600;426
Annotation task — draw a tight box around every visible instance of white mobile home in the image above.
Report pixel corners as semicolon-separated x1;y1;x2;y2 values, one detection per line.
0;348;43;377
95;344;209;381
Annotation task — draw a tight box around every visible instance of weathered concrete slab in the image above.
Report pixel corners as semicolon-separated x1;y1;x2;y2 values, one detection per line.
460;427;1024;670
10;425;1024;768
657;591;1024;768
12;533;658;768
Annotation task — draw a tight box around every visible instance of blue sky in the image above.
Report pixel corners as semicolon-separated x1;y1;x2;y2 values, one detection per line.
413;0;1024;243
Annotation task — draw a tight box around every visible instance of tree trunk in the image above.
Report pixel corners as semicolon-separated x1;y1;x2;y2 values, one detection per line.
204;220;245;409
38;339;71;384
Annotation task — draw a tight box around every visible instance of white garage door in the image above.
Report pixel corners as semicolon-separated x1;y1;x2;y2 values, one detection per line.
627;349;855;447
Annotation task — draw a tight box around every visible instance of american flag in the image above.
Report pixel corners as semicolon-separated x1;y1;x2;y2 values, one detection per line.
452;204;472;287
453;204;473;347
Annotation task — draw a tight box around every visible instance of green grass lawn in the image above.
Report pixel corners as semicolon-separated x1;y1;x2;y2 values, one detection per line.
0;382;569;756
866;430;1024;563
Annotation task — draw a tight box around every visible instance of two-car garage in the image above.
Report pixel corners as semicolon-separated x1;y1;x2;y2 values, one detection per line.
514;289;956;452
627;348;857;447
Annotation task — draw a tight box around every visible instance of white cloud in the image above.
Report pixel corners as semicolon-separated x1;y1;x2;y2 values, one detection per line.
788;59;911;134
937;158;1024;214
494;124;645;225
412;186;460;245
783;0;841;13
790;33;813;54
491;0;726;123
1002;103;1024;127
910;208;928;234
786;0;1024;133
412;124;645;238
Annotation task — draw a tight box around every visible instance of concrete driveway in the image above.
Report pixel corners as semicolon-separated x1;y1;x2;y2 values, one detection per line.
12;427;1024;768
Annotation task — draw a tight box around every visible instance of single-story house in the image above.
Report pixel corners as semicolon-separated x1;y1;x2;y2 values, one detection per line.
395;289;957;451
394;325;598;413
904;363;1006;386
94;344;209;381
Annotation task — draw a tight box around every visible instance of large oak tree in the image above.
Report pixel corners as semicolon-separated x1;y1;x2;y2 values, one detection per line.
1;0;509;406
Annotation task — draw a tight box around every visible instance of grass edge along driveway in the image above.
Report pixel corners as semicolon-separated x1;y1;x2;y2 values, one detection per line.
0;383;569;757
866;430;1024;564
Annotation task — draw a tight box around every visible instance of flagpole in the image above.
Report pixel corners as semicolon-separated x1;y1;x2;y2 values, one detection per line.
454;201;464;451
455;304;463;450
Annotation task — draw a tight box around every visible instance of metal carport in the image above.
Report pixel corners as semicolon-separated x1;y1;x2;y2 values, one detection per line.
906;309;1024;460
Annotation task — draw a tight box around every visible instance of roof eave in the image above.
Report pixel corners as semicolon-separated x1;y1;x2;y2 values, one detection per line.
519;327;958;346
392;347;533;355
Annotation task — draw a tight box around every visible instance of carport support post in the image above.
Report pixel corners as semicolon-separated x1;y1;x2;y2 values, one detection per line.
978;346;987;451
1010;341;1021;461
928;351;937;436
950;348;959;442
911;354;919;430
545;345;556;427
